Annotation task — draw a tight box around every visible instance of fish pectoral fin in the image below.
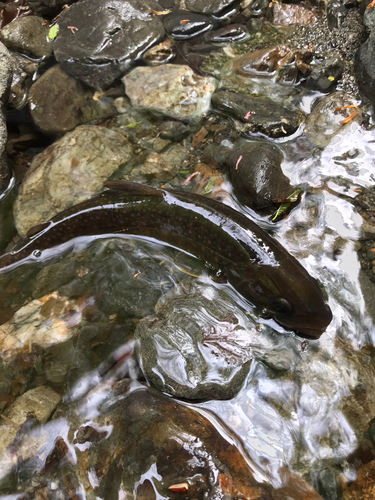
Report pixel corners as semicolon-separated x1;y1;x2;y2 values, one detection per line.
103;181;163;197
26;221;51;238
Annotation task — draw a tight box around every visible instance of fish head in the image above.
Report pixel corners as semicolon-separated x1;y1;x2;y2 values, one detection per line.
226;263;332;338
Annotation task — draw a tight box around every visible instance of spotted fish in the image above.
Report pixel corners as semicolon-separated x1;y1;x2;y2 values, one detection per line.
0;181;332;338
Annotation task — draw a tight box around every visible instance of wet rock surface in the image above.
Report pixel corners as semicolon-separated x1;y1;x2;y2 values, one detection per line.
13;125;133;236
304;91;362;147
8;53;38;109
163;10;217;39
185;0;237;16
136;280;253;399
224;140;292;209
0;15;52;59
212;90;304;137
124;64;217;123
53;0;166;88
28;65;92;134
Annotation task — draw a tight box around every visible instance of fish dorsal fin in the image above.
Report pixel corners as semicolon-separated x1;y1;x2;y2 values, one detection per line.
26;221;51;238
104;181;163;196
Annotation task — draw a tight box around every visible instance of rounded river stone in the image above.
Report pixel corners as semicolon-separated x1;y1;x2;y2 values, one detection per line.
135;280;253;400
53;0;165;89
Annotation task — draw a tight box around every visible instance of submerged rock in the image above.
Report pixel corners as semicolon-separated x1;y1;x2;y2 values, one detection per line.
342;459;375;499
205;24;250;43
28;65;91;134
304;57;344;93
142;40;175;66
0;16;52;59
128;144;188;183
0;385;60;455
135;280;254;399
212;90;304;138
53;0;165;88
123;64;217;123
224;140;292;210
304;91;362;148
9;53;38;109
14;125;133;236
0;292;82;359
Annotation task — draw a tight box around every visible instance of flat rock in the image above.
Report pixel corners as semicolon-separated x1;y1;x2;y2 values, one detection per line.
0;292;82;359
0;385;61;455
212;90;304;138
0;16;52;59
272;3;318;26
163;10;216;39
123;64;217;123
14;125;133;236
28;65;92;134
53;0;165;89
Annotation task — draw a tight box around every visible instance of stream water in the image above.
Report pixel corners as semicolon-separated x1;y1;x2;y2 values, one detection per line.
0;2;375;499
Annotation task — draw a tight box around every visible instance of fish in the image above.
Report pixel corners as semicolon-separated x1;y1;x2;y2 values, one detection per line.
0;181;332;338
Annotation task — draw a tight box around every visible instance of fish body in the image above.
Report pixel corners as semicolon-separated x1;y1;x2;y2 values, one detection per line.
0;182;332;337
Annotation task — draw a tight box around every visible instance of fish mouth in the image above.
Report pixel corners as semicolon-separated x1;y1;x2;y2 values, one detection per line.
276;303;333;339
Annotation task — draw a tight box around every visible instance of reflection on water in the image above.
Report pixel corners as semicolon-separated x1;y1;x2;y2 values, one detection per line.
1;97;375;499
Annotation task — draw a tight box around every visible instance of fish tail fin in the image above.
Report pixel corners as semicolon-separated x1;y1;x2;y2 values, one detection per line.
103;181;163;196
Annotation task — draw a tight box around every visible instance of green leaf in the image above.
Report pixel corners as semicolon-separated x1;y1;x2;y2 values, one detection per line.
287;189;301;202
179;170;190;174
124;121;142;129
272;203;290;221
48;24;59;40
202;173;216;194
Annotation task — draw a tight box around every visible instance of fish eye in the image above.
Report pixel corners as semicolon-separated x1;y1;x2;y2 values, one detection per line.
270;298;294;315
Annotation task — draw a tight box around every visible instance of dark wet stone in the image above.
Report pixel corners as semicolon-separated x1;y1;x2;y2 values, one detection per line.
0;1;31;29
247;0;269;17
0;15;52;59
53;0;165;89
159;120;191;141
212;90;304;138
225;140;292;210
355;34;375;112
163;11;216;39
316;467;343;500
185;0;238;17
28;0;77;16
8;53;38;109
135;280;253;400
305;57;344;93
28;65;91;135
205;24;249;42
231;45;313;85
142;41;175;66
